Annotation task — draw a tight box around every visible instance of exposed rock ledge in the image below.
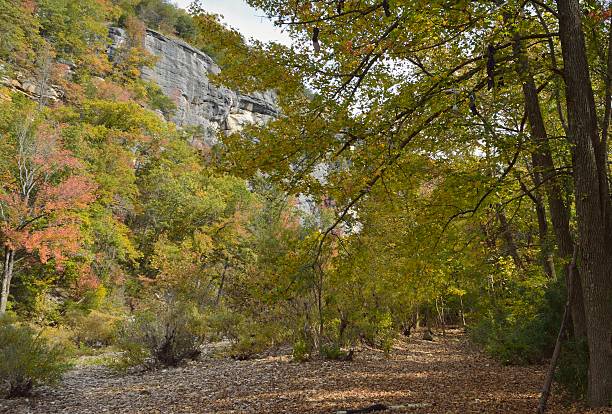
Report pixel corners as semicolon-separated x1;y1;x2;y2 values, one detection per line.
0;71;62;103
109;27;279;145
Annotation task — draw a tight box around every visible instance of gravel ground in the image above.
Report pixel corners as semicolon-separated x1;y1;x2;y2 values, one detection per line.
2;330;610;413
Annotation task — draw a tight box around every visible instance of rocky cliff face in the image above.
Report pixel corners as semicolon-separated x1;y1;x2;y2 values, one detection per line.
109;27;278;145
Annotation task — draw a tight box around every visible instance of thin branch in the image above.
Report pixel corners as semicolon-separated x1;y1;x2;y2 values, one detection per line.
530;0;559;19
435;139;523;248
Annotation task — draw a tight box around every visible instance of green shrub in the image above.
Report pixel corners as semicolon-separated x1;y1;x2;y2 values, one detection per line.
292;339;310;362
556;338;588;401
145;82;176;118
203;309;273;359
110;339;150;372
0;316;71;398
469;277;563;365
113;301;206;369
204;308;243;342
228;322;283;360
229;335;268;360
222;317;289;360
320;343;344;360
39;325;77;357
347;310;395;353
66;310;122;347
31;293;63;325
469;314;549;365
376;313;395;355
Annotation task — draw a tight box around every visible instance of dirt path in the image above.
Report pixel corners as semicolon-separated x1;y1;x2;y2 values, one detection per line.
2;331;609;413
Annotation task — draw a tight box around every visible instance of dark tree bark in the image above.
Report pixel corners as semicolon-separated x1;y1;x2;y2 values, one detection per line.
556;0;612;406
512;30;587;340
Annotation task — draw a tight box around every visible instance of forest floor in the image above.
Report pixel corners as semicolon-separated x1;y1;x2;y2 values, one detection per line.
2;329;611;414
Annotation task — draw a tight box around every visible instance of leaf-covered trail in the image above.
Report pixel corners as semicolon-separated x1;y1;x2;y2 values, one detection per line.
3;330;609;413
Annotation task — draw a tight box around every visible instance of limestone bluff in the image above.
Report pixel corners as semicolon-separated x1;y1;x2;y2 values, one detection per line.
109;27;278;146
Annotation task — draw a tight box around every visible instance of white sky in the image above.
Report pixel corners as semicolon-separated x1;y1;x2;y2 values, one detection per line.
174;0;291;45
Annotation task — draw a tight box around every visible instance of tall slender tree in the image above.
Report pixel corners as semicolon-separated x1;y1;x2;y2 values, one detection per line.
0;102;95;313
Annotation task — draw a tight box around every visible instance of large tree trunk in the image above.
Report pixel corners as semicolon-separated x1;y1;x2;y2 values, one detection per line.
556;0;612;406
512;30;587;340
0;247;15;314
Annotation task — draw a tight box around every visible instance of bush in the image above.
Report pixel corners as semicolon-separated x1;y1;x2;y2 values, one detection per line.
292;339;310;362
347;310;395;354
175;15;196;39
66;310;122;348
227;322;282;360
556;338;588;400
113;301;206;369
39;325;77;357
469;314;549;365
469;277;563;365
145;82;176;118
320;343;347;360
0;316;70;398
213;315;288;360
204;308;243;342
229;335;269;360
375;313;395;355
